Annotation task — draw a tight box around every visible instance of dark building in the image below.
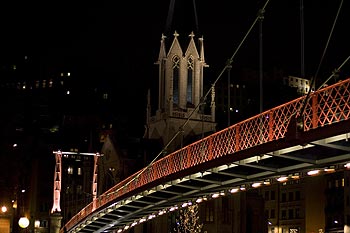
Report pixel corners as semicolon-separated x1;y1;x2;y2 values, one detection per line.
0;53;144;232
324;169;350;233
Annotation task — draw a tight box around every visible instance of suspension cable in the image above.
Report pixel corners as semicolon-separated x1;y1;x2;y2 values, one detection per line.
105;0;272;196
164;0;176;35
299;0;344;116
192;0;199;35
313;0;344;87
317;55;350;91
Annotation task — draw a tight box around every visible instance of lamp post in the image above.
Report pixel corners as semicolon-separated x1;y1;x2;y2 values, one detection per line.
17;189;29;232
0;196;30;232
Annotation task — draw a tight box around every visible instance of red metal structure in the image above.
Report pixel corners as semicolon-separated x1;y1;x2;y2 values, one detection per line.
62;78;350;233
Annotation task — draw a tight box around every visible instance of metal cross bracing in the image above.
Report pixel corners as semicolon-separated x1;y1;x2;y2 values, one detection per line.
62;78;350;233
52;151;102;216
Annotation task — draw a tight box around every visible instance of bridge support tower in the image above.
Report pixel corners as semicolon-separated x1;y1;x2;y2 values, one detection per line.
50;211;63;233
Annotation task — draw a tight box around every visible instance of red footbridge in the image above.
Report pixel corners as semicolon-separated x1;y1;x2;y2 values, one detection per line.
61;78;350;233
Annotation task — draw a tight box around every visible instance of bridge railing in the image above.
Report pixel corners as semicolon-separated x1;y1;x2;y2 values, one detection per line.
63;78;350;232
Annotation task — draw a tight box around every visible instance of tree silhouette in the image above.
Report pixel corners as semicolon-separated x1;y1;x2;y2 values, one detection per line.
173;203;203;233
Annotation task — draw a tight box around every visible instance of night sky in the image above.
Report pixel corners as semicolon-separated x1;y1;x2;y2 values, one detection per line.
0;0;349;212
0;0;349;128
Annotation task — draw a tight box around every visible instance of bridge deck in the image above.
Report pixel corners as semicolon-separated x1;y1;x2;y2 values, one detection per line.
63;78;350;233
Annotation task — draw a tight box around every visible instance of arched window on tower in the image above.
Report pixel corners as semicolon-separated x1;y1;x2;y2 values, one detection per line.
187;56;194;106
172;55;180;106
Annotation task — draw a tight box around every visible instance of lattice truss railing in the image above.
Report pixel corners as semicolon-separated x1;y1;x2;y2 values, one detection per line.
65;78;350;231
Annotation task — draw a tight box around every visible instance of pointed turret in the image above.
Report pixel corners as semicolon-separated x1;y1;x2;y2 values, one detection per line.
156;34;167;65
168;31;183;57
145;30;216;153
199;36;206;64
185;32;199;59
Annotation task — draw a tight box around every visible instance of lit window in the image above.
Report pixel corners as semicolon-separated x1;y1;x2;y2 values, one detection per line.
67;166;73;175
35;220;40;228
172;55;180;105
78;167;82;175
103;93;108;99
187;56;193;104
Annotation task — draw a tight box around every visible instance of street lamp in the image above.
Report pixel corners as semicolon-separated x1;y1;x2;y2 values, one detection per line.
1;205;7;213
18;216;29;228
17;189;30;230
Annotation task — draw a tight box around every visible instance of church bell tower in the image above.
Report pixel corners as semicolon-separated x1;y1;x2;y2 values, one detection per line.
144;30;216;153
